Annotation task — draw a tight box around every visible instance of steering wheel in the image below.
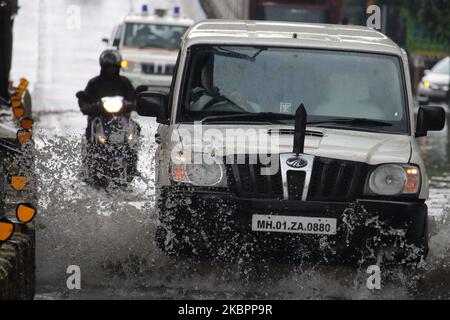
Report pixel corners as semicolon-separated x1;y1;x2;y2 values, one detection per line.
202;95;255;113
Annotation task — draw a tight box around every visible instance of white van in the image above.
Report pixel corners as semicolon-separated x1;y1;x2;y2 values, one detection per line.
137;20;446;265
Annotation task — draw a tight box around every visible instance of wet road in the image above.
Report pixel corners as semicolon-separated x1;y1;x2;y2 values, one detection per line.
10;0;450;300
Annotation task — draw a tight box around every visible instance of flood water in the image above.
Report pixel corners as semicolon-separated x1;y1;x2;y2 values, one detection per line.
9;0;449;300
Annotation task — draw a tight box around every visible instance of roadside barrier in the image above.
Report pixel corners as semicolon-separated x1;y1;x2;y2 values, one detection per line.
0;78;36;300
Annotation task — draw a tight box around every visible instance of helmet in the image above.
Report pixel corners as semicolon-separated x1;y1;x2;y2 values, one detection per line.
99;50;122;68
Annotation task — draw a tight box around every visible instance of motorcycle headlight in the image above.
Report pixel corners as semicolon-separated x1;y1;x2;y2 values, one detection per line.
102;96;124;113
171;153;227;188
366;164;421;196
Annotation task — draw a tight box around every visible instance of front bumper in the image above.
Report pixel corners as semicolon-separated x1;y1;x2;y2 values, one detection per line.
159;189;428;258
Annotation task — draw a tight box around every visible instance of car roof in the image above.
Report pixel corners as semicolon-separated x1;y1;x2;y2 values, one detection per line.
185;20;404;56
124;13;194;27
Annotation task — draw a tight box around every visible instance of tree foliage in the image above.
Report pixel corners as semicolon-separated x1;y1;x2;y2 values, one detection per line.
377;0;450;43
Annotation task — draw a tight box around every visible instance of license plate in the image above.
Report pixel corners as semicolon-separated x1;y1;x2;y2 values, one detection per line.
252;215;337;235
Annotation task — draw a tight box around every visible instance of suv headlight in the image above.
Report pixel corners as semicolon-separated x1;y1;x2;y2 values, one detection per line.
171;153;228;188
366;164;421;196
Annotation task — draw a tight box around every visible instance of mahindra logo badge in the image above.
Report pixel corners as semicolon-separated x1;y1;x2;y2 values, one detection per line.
286;156;308;169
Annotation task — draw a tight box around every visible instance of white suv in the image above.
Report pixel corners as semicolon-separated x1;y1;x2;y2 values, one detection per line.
104;7;194;90
137;21;446;266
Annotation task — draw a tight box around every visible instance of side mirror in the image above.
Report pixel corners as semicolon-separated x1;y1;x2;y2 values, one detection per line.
416;106;446;137
135;85;170;95
136;91;169;124
136;85;150;94
102;37;109;44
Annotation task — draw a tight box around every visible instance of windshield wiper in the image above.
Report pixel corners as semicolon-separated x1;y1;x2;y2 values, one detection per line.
201;114;393;127
215;46;268;62
201;112;295;124
308;118;393;127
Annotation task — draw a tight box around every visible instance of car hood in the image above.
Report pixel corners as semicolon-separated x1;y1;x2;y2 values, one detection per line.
175;124;413;165
423;73;450;85
121;48;178;63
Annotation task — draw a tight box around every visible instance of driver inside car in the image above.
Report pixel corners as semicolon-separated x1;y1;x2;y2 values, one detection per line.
189;61;219;111
189;58;260;113
133;25;151;45
132;25;165;48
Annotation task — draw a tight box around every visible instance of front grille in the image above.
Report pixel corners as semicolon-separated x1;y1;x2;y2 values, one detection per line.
141;63;175;75
226;155;367;202
287;171;306;200
307;157;367;202
226;156;283;199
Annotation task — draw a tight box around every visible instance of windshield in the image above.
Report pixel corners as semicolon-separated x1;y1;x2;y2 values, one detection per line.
431;57;450;75
123;23;188;50
180;46;409;134
262;5;327;23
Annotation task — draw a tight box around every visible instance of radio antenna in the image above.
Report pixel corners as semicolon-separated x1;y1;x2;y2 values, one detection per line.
293;104;307;156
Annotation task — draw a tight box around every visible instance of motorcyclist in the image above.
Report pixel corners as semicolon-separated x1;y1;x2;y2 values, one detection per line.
78;49;136;140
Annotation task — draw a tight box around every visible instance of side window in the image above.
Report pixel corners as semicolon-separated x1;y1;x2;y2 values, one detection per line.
112;24;123;48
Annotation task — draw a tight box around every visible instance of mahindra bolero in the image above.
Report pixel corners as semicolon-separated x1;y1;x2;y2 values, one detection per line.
137;21;446;266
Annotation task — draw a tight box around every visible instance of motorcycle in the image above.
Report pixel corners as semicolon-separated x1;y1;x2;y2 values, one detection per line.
76;92;140;188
